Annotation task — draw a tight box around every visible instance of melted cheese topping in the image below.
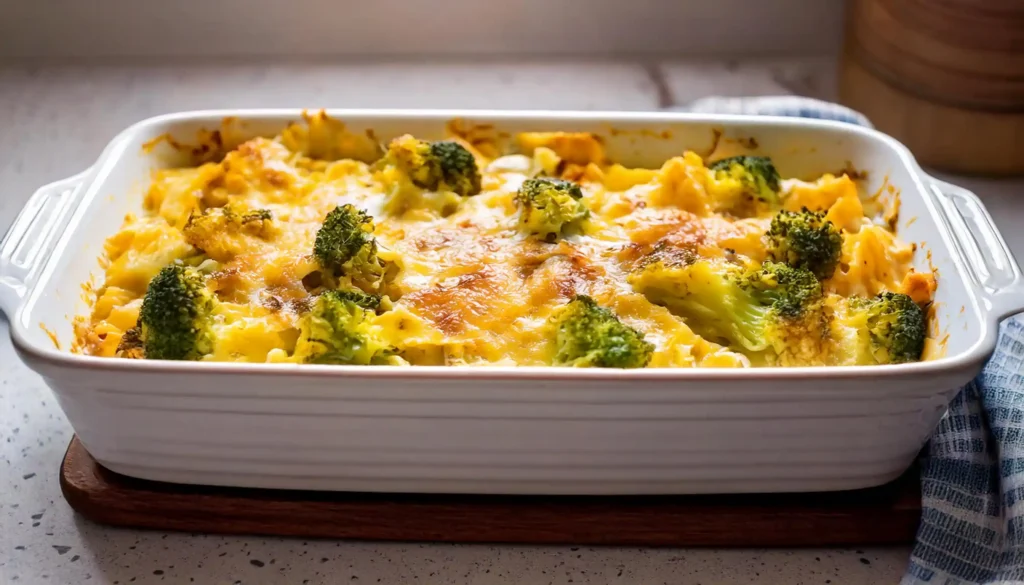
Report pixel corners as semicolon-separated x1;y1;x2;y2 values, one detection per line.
75;113;932;367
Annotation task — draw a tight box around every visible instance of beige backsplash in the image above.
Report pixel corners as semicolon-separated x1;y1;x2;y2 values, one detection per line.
0;0;843;60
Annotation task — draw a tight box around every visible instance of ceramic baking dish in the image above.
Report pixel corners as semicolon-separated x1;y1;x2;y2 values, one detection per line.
3;110;1023;495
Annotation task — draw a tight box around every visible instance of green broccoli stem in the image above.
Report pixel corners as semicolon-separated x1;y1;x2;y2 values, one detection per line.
662;289;772;352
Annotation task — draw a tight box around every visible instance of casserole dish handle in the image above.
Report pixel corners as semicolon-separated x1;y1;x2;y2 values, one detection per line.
0;170;90;318
926;177;1024;321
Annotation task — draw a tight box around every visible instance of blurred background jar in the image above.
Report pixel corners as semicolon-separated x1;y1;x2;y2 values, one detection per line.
840;0;1024;176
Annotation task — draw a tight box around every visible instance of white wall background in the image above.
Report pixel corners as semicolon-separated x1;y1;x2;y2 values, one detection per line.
0;0;843;59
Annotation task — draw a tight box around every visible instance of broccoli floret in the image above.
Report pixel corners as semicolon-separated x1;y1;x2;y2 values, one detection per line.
709;155;781;204
386;135;481;196
312;205;386;291
183;205;275;261
516;177;589;240
137;263;217;360
629;259;824;357
766;208;843;280
313;205;375;268
834;292;926;364
331;289;382;311
292;289;395;365
550;295;654;368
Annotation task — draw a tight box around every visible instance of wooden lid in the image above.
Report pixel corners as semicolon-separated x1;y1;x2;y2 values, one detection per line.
841;0;1024;175
846;0;1024;112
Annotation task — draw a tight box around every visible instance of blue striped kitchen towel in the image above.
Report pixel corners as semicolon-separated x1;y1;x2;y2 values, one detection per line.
677;95;1024;585
683;95;875;128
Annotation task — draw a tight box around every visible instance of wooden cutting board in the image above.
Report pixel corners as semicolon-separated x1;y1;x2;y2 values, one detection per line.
60;438;922;547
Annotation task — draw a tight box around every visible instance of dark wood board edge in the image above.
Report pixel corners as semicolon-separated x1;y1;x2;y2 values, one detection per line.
60;438;922;547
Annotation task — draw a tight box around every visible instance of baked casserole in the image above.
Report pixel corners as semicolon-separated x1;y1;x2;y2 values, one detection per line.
74;111;936;368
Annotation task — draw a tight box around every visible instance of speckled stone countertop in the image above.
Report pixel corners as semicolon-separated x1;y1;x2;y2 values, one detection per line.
2;58;1022;585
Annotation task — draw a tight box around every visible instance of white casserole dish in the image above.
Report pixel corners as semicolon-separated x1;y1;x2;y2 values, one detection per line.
3;110;1023;496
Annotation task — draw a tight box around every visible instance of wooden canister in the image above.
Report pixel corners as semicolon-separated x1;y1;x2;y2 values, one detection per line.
839;0;1024;176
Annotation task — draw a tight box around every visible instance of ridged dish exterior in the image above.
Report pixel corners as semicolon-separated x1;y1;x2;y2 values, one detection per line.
35;367;974;494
